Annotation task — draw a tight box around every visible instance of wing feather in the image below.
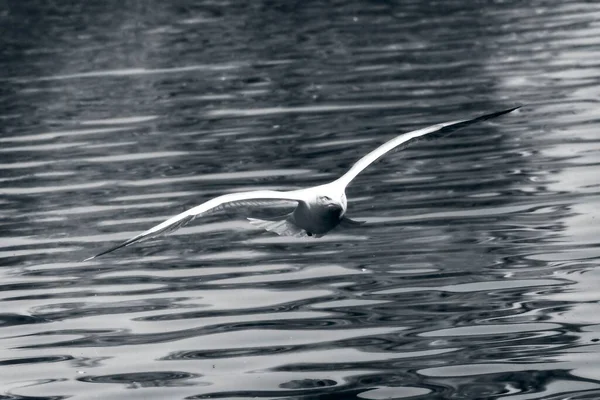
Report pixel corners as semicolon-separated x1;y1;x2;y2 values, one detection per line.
335;106;520;188
85;190;304;260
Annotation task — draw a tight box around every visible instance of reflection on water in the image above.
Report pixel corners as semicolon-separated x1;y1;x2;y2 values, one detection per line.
2;0;600;398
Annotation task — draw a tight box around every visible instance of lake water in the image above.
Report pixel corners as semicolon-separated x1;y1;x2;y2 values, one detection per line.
2;1;600;399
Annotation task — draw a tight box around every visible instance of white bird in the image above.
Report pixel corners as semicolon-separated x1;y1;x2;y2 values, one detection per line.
85;106;519;260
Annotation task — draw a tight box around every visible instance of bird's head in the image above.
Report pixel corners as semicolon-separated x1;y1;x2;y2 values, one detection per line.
318;193;347;216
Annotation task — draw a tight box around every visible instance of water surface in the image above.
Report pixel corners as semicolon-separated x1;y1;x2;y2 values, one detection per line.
2;1;600;399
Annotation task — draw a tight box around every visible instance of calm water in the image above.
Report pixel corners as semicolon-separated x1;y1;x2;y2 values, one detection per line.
2;1;600;399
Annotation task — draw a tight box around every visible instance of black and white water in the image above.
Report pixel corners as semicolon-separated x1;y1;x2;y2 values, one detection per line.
2;1;600;399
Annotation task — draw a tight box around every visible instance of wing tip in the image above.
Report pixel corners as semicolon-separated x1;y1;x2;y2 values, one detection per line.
503;104;523;114
439;104;522;135
82;247;119;262
478;105;522;121
82;236;140;261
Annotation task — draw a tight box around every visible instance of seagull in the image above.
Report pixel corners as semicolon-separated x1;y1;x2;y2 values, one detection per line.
85;106;519;260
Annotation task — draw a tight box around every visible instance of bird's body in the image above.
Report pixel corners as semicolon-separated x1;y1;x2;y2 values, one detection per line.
85;106;519;260
282;183;348;236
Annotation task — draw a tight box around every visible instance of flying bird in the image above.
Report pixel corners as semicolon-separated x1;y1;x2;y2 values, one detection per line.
85;106;520;260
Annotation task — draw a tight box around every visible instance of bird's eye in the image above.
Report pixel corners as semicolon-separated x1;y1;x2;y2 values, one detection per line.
322;196;332;201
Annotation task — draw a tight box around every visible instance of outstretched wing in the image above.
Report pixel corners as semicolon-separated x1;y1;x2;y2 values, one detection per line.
85;190;304;260
335;106;520;188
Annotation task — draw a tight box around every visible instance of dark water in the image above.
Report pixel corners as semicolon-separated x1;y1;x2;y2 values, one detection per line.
2;1;600;398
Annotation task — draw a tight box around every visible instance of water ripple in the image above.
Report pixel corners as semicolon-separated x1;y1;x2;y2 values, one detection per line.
2;0;600;399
